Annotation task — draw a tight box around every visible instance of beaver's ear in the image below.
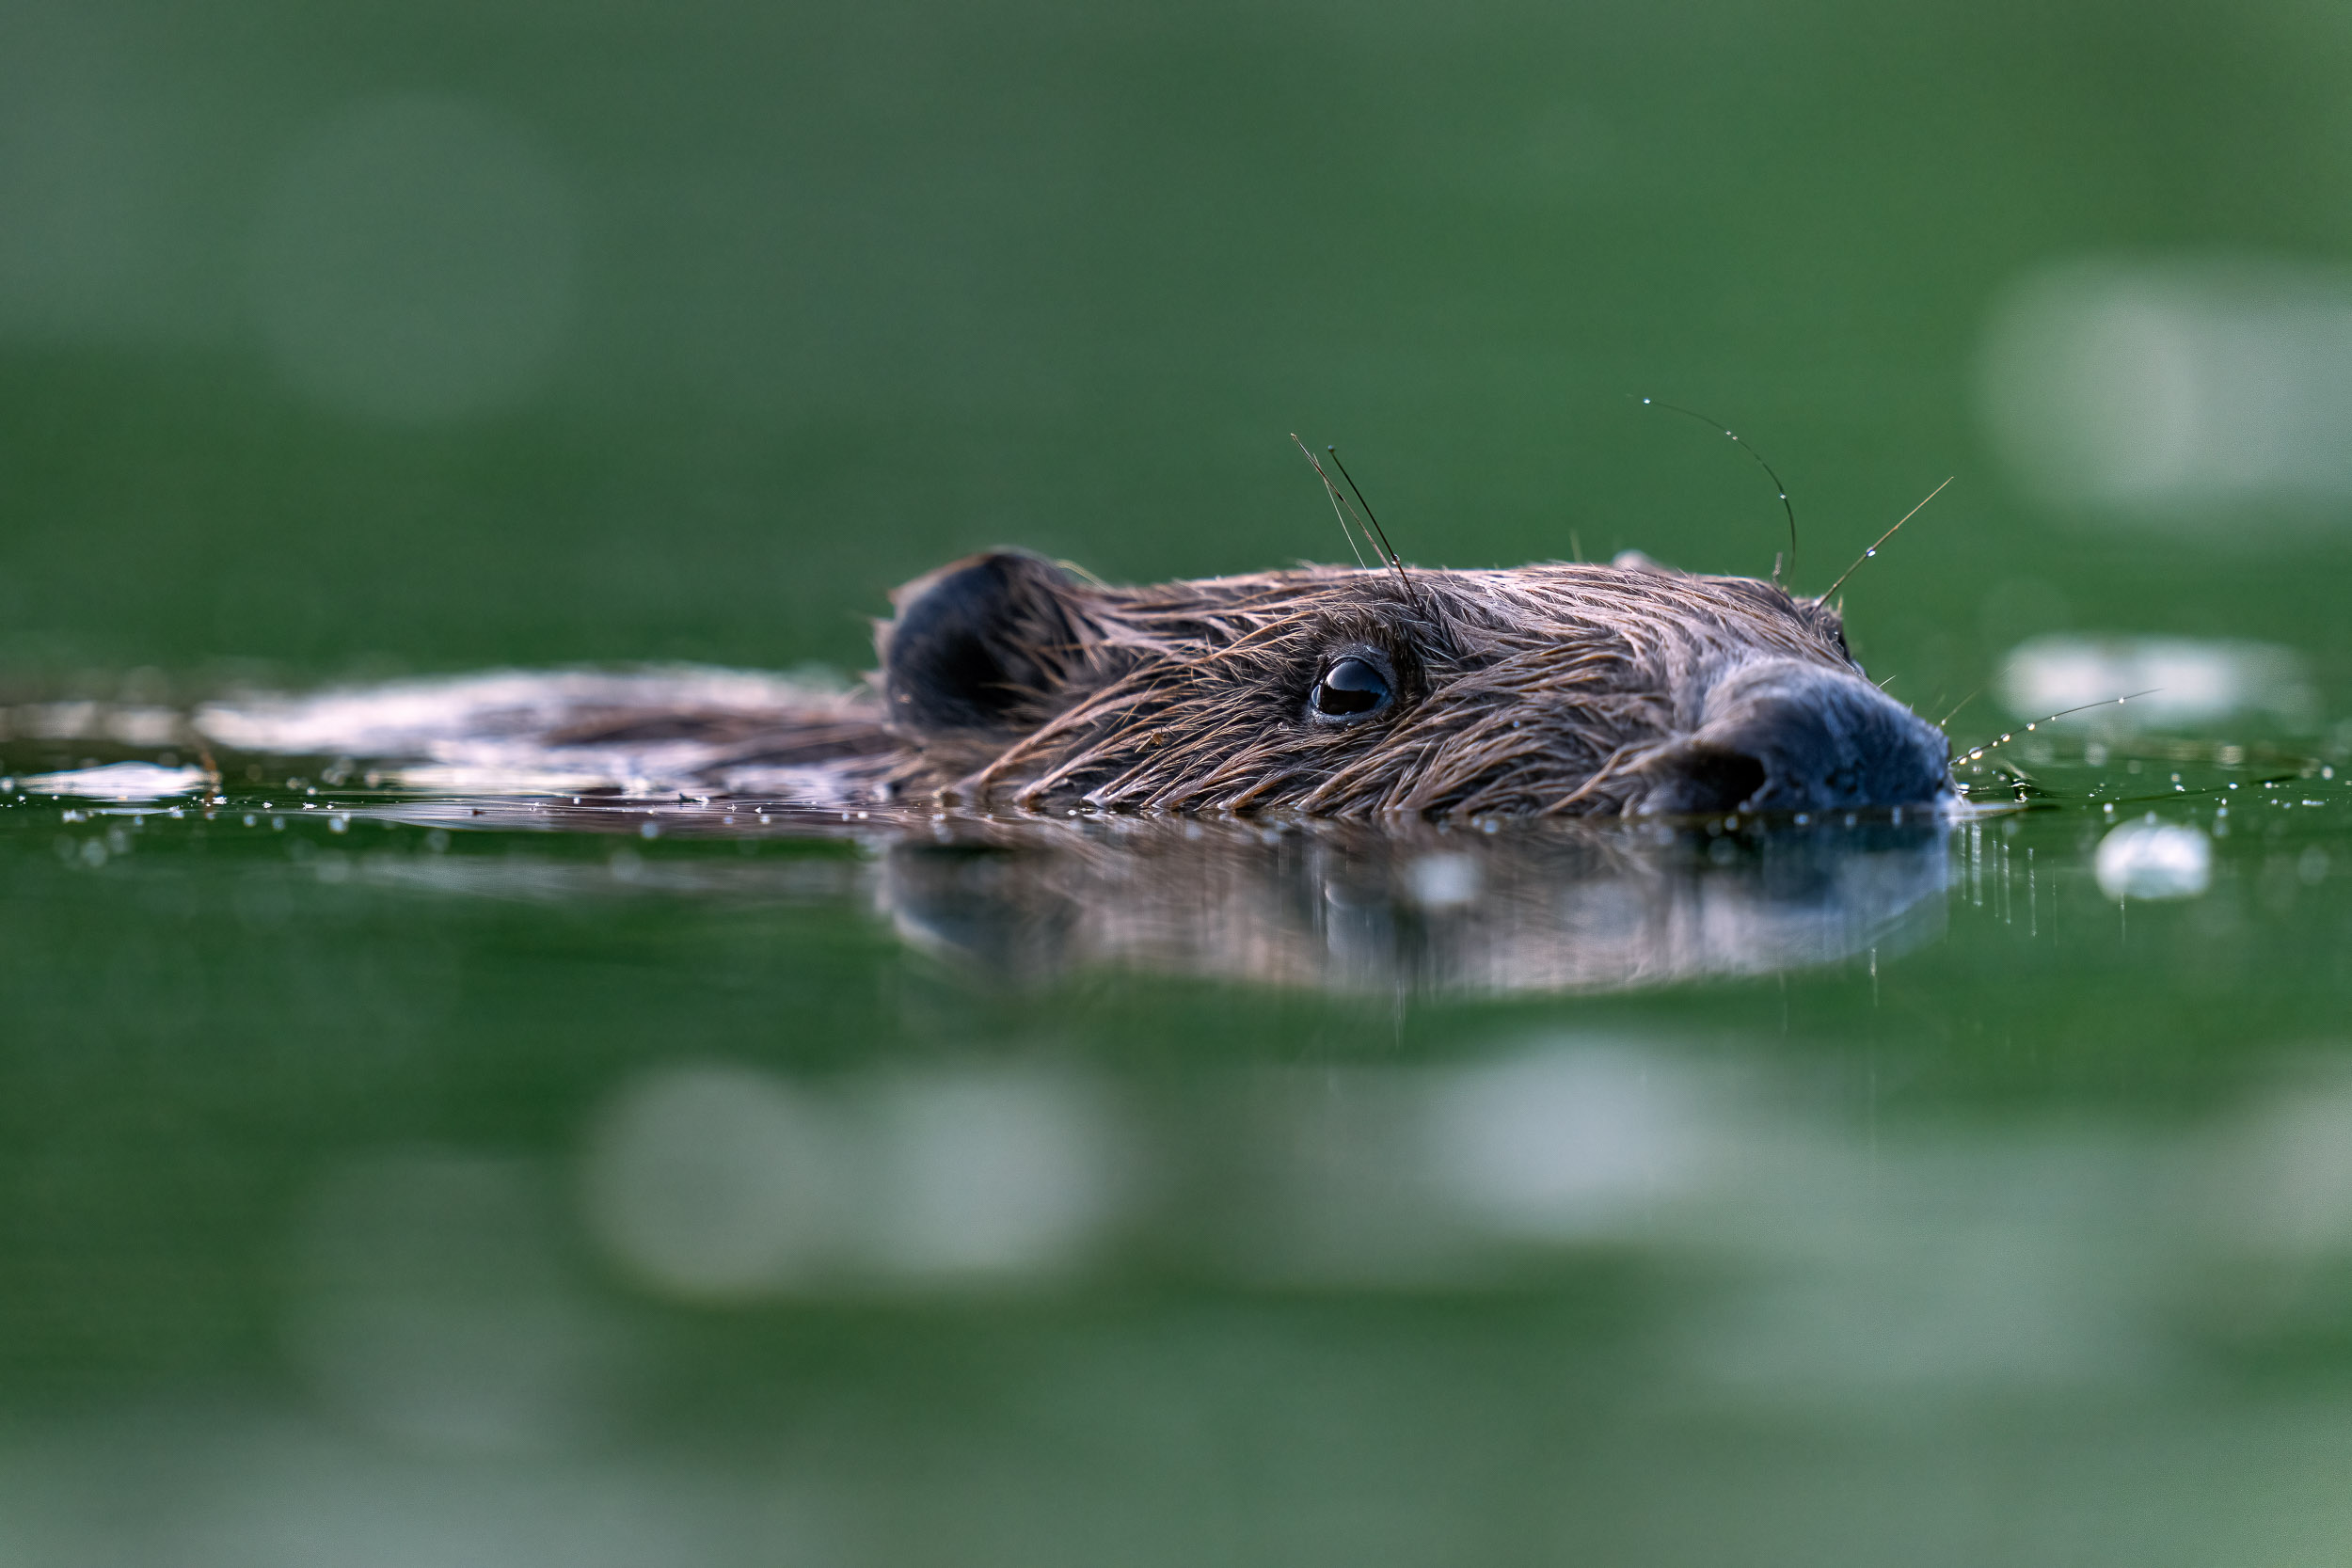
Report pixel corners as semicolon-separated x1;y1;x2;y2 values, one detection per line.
879;551;1093;733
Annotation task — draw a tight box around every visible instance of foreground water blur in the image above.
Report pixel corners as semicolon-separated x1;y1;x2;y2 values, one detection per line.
0;692;2346;1567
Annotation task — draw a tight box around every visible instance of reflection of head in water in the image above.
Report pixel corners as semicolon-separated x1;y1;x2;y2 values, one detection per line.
880;551;1952;818
334;796;1949;998
882;815;1949;995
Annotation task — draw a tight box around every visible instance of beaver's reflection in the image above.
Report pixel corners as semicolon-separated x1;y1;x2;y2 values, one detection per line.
881;816;1949;994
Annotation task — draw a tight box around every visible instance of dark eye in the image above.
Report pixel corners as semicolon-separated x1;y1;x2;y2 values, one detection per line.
1311;656;1391;719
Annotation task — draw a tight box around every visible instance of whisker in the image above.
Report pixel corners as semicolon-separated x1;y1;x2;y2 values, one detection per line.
1820;476;1952;602
1325;445;1419;609
1290;434;1419;608
1953;689;2161;765
1636;396;1799;586
1292;433;1369;569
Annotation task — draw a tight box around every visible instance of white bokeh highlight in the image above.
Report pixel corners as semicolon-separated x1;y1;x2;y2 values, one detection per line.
1422;1046;1708;1242
17;761;207;800
582;1062;1126;1300
581;1064;851;1300
2000;635;2316;732
2095;819;2213;901
1979;255;2352;513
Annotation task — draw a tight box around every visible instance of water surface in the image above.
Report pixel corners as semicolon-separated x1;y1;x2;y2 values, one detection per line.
4;700;2350;1566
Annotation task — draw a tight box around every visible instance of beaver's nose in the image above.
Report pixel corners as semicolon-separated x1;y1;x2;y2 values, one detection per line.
1630;659;1950;816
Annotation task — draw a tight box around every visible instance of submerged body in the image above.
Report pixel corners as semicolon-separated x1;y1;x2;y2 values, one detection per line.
192;549;1953;818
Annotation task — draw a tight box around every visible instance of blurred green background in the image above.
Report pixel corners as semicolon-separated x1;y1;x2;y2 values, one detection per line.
13;4;2352;1565
8;0;2352;711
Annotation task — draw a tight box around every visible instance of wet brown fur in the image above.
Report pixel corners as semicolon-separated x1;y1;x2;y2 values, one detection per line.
875;553;1880;817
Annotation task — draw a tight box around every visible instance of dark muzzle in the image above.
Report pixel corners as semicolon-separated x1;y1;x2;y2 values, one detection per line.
1629;658;1950;816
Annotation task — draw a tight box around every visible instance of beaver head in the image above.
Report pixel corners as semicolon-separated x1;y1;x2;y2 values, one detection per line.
877;550;1949;817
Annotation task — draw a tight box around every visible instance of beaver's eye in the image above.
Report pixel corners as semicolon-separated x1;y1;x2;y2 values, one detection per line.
1311;656;1391;719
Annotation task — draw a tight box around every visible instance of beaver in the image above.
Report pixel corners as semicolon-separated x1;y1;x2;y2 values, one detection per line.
861;548;1949;817
184;548;1950;819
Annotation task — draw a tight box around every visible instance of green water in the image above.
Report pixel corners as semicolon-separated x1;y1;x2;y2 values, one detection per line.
9;0;2352;1561
2;741;2349;1564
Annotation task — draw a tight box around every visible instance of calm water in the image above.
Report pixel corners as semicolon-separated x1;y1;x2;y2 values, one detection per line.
10;0;2352;1560
1;707;2349;1565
